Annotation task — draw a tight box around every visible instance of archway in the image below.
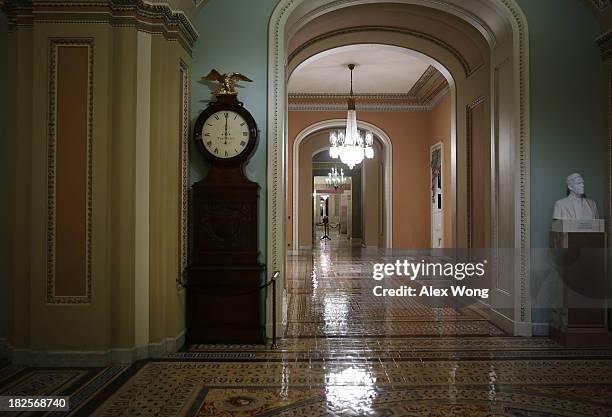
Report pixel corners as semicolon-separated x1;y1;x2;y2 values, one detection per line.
267;0;531;337
292;119;394;251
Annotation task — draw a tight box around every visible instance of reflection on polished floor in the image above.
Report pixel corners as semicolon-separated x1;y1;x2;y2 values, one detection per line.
2;235;612;416
286;230;503;339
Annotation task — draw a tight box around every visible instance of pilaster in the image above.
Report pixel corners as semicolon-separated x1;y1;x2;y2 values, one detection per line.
2;0;195;365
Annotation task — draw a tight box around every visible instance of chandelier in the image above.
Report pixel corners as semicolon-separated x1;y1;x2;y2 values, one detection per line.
326;167;347;190
329;64;375;169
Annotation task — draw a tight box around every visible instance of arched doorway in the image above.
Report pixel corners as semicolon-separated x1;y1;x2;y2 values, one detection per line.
292;118;393;251
266;0;531;337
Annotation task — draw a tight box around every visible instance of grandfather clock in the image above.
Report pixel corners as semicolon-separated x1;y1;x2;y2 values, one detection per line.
187;70;265;344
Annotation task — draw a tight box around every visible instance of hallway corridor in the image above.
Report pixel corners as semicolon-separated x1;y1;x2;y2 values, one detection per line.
2;243;612;416
286;241;503;338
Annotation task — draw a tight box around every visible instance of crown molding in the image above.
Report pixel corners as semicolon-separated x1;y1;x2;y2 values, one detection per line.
289;65;449;112
407;65;438;96
2;0;198;52
289;80;450;112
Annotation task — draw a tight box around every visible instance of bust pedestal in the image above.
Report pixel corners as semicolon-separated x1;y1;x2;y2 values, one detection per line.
550;220;610;346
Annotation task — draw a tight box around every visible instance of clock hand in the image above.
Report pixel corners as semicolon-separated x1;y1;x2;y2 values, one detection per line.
224;113;229;145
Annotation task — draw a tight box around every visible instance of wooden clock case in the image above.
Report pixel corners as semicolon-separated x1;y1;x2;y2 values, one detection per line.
187;94;265;344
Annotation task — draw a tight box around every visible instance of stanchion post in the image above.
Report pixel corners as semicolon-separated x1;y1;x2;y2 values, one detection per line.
271;271;279;350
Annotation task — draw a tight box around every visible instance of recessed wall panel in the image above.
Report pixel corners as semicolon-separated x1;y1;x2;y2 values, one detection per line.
47;40;93;303
467;97;487;248
494;59;514;295
179;61;189;281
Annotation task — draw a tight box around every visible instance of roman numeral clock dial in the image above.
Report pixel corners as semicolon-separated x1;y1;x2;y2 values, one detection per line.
201;111;250;159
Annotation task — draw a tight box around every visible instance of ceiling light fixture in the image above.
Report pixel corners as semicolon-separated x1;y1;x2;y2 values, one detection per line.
329;64;374;169
326;167;347;190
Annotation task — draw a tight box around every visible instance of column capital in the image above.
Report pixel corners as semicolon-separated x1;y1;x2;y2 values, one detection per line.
2;0;198;53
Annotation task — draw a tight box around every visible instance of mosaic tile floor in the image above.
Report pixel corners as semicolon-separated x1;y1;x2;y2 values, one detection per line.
2;238;612;416
285;237;503;338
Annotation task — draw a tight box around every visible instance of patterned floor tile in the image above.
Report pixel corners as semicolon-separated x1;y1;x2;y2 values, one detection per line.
3;240;612;416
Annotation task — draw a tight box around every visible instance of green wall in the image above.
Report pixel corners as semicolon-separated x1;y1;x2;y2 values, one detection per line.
0;12;7;339
190;1;607;325
515;0;605;324
516;0;605;250
191;0;279;263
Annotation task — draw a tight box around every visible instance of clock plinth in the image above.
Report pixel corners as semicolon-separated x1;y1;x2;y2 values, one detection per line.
187;93;265;345
191;177;260;265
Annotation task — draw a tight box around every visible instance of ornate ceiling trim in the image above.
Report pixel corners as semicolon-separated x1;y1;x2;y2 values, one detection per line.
288;84;450;112
289;66;449;112
407;65;438;96
2;0;198;52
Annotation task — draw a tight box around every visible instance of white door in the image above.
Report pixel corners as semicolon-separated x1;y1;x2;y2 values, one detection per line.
431;143;443;248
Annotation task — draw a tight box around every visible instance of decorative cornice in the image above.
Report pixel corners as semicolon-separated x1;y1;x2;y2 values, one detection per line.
597;29;612;61
288;87;449;112
289;70;450;112
2;0;198;52
407;65;438;96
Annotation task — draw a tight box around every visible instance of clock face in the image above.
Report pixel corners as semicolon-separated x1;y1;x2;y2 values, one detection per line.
200;110;251;159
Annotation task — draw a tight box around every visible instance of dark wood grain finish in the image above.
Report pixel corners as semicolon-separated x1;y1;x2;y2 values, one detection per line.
187;95;265;344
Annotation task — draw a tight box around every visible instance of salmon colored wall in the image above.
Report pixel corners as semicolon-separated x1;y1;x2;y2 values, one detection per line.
288;96;452;249
428;95;453;247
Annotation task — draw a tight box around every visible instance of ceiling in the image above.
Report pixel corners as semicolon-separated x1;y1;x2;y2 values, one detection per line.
288;45;432;95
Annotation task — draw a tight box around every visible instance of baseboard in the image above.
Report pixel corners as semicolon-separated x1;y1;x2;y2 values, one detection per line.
265;289;287;340
265;322;286;340
532;322;550;336
475;300;532;336
1;330;186;367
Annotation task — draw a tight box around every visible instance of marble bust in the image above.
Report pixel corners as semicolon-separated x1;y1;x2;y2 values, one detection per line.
553;173;599;220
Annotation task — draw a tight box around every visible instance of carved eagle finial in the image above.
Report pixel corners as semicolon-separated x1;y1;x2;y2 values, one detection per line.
202;69;252;96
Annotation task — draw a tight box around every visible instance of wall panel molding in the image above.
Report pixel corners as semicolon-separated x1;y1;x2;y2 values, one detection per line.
46;38;94;305
178;60;189;287
466;96;486;248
